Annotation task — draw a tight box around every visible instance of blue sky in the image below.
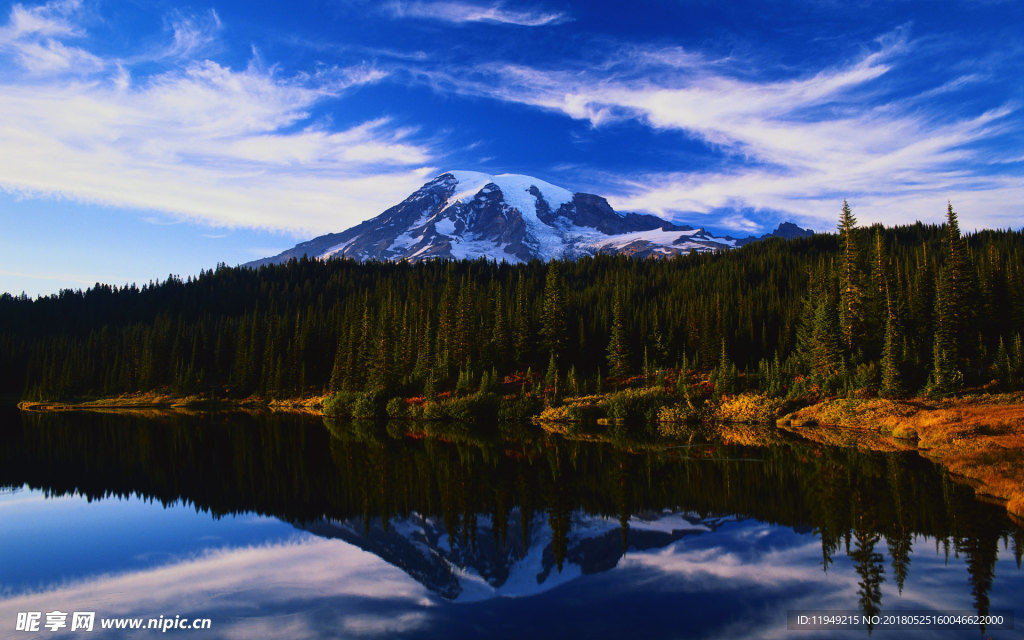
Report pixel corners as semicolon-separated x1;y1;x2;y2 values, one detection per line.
1;0;1022;296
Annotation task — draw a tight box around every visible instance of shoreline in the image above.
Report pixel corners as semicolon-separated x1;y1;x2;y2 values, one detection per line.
777;392;1024;522
17;393;327;413
17;391;1024;521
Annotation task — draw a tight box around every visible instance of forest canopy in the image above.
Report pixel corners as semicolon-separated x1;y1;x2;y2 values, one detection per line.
2;206;1022;404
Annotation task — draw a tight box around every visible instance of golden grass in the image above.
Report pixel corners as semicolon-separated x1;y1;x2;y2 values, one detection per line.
18;391;329;415
779;392;1024;520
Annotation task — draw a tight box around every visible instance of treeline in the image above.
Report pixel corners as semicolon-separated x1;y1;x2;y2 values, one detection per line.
1;204;1023;401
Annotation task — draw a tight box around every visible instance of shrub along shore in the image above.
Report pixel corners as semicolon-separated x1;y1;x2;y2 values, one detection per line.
18;383;1024;522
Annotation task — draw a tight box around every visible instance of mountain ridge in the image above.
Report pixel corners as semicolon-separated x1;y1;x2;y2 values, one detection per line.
247;171;813;267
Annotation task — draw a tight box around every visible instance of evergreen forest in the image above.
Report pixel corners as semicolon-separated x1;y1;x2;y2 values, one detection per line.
2;204;1023;417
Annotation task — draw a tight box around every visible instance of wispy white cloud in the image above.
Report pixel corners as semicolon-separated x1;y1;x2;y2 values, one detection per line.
415;32;1022;231
3;0;82;40
0;0;101;73
0;1;438;235
386;1;567;26
161;9;222;61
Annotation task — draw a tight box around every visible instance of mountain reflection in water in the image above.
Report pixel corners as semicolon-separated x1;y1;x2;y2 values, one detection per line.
1;408;1021;639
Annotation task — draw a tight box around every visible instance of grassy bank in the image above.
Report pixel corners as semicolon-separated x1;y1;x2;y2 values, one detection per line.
18;387;1024;521
17;391;328;414
778;393;1024;521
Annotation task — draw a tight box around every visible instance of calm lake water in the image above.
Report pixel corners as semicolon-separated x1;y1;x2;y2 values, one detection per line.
1;407;1022;639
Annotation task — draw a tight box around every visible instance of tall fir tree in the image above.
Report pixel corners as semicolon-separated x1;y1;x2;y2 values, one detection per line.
931;269;960;393
606;287;630;381
490;292;510;369
838;200;865;357
512;274;531;365
880;283;903;397
811;276;844;388
940;202;975;371
540;261;568;362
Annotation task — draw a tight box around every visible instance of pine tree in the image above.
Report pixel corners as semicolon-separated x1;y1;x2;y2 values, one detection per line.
544;351;560;406
715;338;737;395
490;292;510;368
454;275;473;366
992;336;1011;387
540;261;567;362
367;312;393;391
606;288;630;381
1013;333;1024;384
880;290;902;397
328;339;346;392
811;278;844;389
838;200;865;356
940;203;975;371
512;275;531;364
414;312;433;383
931;269;960;393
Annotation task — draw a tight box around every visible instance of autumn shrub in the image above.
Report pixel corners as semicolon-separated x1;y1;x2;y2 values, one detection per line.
497;393;541;422
323;391;360;417
351;391;386;420
445;392;499;423
601;387;673;423
385;397;409;419
566;395;605;421
715;392;784;423
656;403;699;435
536;405;571;422
536;395;605;423
422;400;446;421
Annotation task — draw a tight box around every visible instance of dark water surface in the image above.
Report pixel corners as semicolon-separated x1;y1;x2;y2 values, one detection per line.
1;407;1022;639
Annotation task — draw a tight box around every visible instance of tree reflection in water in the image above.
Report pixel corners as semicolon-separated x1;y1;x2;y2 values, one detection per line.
2;407;1021;622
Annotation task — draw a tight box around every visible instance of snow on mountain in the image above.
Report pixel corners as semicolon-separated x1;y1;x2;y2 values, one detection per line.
247;172;812;267
297;509;733;601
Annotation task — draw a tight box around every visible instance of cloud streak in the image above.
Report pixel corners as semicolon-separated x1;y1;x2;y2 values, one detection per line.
414;33;1022;231
0;0;101;73
0;1;438;235
385;1;567;26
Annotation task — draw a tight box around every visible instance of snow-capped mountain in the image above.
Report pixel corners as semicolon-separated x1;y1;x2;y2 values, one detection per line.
248;171;811;266
298;509;731;600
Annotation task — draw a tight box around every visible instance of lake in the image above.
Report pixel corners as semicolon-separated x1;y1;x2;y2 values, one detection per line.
1;407;1021;639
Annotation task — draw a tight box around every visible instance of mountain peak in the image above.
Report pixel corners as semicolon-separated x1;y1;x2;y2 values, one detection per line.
439;170;575;216
245;172;813;267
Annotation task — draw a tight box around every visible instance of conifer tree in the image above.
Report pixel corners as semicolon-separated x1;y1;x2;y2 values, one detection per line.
931;269;960;393
512;275;530;364
490;292;510;368
992;336;1011;387
715;338;737;395
838;200;865;356
454;275;473;366
544;351;560;405
540;261;567;362
940;202;975;369
606;288;630;381
414;312;433;383
328;339;346;392
811;278;844;388
880;285;902;397
367;312;393;391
